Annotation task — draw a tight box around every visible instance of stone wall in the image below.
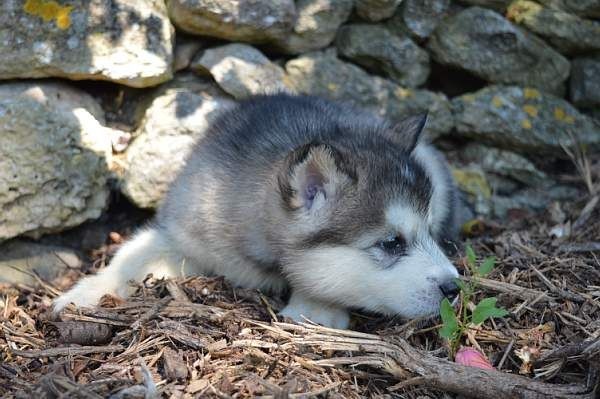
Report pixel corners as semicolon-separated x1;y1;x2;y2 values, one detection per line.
1;0;599;245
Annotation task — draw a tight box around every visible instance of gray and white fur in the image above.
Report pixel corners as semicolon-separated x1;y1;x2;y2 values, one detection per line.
54;94;461;329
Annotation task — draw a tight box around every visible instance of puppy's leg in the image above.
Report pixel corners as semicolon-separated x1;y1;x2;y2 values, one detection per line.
53;227;184;312
280;291;350;329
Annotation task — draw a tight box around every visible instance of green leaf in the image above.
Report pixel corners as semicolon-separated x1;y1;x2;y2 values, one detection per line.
477;256;495;277
439;298;459;339
465;245;476;270
455;278;467;292
472;297;509;325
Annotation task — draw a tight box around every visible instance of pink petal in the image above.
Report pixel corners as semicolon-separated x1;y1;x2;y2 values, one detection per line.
455;347;495;370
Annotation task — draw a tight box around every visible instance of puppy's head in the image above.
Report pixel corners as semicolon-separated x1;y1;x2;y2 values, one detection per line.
276;114;459;319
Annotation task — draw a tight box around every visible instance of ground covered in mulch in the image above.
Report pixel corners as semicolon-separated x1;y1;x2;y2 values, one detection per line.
1;199;599;398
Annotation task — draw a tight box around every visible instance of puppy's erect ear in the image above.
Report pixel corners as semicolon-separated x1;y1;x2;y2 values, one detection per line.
391;113;428;153
278;143;356;213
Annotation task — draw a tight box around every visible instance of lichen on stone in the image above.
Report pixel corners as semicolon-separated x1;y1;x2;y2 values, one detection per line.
452;168;492;199
23;0;73;30
523;88;541;99
523;105;538;117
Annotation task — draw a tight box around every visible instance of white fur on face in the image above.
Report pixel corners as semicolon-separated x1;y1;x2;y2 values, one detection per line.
286;241;457;318
385;202;423;239
284;202;458;319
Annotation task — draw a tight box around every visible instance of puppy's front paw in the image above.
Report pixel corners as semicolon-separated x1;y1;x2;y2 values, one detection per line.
52;276;111;313
280;293;350;329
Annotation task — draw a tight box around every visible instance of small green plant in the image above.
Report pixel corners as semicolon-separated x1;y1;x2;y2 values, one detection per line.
439;244;509;357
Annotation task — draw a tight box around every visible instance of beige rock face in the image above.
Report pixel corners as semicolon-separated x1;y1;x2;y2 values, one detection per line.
166;0;296;43
121;86;235;209
192;44;288;99
0;0;174;88
0;82;113;241
273;0;353;54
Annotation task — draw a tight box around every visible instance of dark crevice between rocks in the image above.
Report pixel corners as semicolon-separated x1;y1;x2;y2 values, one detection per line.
36;191;153;260
69;80;148;131
427;61;488;98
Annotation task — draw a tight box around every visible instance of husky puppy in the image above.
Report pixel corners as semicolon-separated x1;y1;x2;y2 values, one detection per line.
54;94;461;329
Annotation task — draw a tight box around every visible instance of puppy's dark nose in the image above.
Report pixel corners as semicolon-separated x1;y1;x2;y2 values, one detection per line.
439;281;459;299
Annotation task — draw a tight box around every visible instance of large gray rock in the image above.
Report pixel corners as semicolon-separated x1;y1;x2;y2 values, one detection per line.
507;1;600;55
335;24;430;87
451;160;578;218
570;57;600;108
285;49;453;139
191;43;288;99
355;0;403;22
0;240;81;285
273;0;353;54
0;0;174;88
461;144;550;187
428;7;570;95
452;85;600;155
537;0;600;18
387;0;452;41
121;86;235;209
491;184;579;218
0;82;112;241
166;0;296;44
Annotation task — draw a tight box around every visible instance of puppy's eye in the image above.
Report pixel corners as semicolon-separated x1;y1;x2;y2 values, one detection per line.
377;235;407;256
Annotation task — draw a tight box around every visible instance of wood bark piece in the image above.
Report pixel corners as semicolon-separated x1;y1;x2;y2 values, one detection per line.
52;321;113;345
11;344;123;358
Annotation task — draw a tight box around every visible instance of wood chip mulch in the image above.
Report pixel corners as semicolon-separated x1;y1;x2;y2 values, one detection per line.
1;200;599;398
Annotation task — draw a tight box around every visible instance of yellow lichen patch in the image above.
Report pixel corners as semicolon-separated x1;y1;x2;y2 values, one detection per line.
23;0;73;30
553;107;575;123
492;95;504;108
506;0;541;24
327;83;339;93
55;5;72;29
521;119;532;129
522;104;538;117
394;87;413;99
452;169;492;199
523;87;540;99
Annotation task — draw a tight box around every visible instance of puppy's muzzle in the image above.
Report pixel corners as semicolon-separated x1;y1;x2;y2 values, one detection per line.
439;281;460;300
